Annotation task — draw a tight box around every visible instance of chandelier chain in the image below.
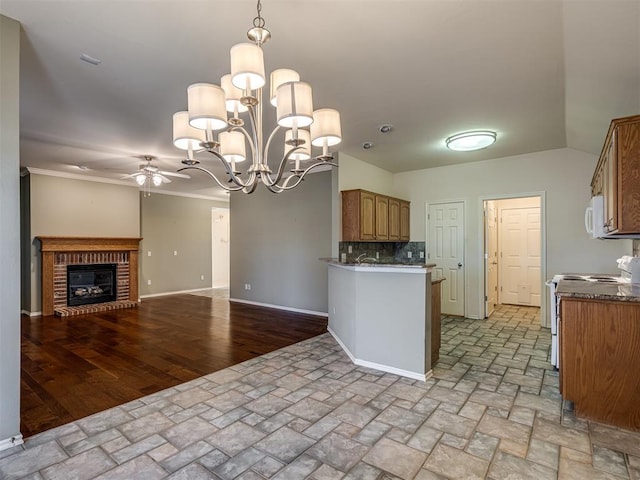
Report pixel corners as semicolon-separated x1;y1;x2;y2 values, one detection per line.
253;0;266;28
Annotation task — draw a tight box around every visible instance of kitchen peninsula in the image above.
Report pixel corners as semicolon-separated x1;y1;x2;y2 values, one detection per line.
326;260;436;381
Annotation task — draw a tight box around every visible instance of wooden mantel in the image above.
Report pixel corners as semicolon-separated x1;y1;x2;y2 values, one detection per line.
37;236;142;316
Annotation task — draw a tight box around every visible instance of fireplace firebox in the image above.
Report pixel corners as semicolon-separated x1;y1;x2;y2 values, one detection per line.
67;264;117;307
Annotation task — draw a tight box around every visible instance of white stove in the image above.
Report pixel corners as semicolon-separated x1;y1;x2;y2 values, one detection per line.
546;257;639;369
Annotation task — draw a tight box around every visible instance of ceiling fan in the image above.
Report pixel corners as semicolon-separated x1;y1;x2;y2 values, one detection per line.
121;156;190;193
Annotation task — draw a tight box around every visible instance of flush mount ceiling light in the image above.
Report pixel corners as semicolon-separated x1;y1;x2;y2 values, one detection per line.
446;130;497;152
172;0;342;194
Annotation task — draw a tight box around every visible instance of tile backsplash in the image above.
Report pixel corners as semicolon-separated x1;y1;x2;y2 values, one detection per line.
634;239;640;257
339;241;426;264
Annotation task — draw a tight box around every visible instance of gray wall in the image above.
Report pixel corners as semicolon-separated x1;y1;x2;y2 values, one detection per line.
0;14;22;447
20;173;30;312
140;193;228;296
27;173;140;313
230;171;333;314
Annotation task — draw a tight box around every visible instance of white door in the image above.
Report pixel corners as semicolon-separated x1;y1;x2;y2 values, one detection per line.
484;201;498;317
212;208;230;287
428;202;464;316
499;207;541;306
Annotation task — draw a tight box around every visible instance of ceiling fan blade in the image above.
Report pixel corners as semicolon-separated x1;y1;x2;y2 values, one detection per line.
158;170;190;179
159;174;171;184
120;173;140;179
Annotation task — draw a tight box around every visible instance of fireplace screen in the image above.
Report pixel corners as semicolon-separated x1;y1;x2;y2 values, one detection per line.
67;263;117;307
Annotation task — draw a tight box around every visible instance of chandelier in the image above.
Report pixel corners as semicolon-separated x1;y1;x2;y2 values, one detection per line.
171;0;342;194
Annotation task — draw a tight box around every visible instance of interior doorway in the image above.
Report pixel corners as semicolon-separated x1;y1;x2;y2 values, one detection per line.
483;195;543;320
212;208;230;288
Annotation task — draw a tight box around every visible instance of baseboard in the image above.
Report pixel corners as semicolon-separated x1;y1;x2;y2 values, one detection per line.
229;298;328;318
327;327;432;382
21;309;41;317
0;434;23;452
140;287;214;299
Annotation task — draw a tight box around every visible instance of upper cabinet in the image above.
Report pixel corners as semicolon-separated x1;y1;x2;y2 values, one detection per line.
591;115;640;236
342;189;410;242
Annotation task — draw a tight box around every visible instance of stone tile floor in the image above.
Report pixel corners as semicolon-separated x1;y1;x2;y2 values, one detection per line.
2;304;640;479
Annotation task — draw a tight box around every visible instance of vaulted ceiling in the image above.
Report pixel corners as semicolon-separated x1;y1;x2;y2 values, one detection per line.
2;0;639;199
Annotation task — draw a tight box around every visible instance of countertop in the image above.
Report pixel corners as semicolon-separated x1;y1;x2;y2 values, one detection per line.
321;258;435;274
556;279;640;303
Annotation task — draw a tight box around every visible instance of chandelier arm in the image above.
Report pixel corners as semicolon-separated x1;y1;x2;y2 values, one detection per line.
261;146;301;187
276;160;339;192
178;165;245;192
205;148;260;189
262;124;282;171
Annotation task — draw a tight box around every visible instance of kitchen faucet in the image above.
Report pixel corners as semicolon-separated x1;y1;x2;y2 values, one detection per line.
355;253;378;264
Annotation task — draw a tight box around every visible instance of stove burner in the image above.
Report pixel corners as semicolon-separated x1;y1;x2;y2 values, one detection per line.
561;275;587;281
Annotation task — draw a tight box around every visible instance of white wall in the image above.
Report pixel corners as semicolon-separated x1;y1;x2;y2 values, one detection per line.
28;173;140;313
393;147;631;320
0;14;22;449
338;153;396;197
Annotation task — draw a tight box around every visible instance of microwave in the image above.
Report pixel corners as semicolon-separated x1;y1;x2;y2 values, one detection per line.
585;195;640;239
585;195;606;238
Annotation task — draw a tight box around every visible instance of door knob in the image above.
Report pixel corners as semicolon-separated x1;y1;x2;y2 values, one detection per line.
458;262;462;268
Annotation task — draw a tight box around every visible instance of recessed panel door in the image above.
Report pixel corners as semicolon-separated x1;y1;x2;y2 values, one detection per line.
428;202;464;316
499;207;541;306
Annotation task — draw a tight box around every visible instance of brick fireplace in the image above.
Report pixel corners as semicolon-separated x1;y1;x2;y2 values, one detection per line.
37;237;142;317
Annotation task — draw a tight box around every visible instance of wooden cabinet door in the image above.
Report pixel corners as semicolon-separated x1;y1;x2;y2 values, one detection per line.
430;280;442;366
360;191;376;240
388;198;400;240
400;201;410;241
617;122;640;233
375;195;389;240
603;132;618;233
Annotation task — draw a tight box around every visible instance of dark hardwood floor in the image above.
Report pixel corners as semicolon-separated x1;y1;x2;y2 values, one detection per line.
20;293;327;438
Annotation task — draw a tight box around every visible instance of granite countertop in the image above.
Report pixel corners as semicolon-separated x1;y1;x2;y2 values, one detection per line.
556;279;640;303
321;258;435;273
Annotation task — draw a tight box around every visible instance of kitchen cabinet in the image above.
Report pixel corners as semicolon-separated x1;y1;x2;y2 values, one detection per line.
560;297;640;431
400;201;410;241
342;189;410;242
591;115;640;235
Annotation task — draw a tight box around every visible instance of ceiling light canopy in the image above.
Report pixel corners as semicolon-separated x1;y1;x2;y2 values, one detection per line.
172;0;342;194
446;130;496;151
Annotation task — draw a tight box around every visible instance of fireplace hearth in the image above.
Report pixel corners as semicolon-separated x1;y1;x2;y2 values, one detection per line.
67;264;117;306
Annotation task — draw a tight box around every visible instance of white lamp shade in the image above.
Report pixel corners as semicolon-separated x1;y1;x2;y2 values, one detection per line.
276;81;313;128
311;108;342;147
187;83;228;131
230;43;266;91
270;69;300;107
220;74;248;113
135;174;146;186
173;111;206;150
152;174;163;186
219;131;246;163
285;129;311;161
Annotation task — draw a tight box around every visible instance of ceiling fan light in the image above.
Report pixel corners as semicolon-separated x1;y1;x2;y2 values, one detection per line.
230;43;266;91
446;130;496;151
219;131;246;163
173;111;206;150
270;69;300;107
276;81;313;128
187;83;228;131
285;129;311;161
152;173;163;186
311;108;342;147
135;174;146;186
221;74;249;113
